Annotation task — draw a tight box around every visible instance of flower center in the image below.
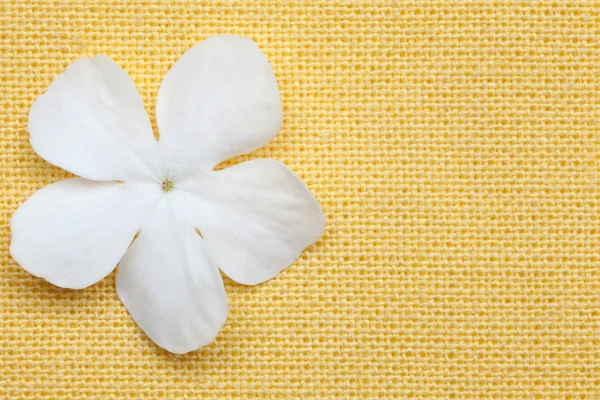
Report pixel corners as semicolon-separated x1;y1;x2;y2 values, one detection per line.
161;179;174;192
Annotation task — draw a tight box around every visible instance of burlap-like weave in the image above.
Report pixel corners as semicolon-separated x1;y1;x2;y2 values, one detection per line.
1;1;598;398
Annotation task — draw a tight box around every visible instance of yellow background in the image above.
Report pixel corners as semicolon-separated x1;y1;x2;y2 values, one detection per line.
1;1;599;398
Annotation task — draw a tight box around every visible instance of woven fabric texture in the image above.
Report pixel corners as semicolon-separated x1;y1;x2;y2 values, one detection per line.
1;1;599;399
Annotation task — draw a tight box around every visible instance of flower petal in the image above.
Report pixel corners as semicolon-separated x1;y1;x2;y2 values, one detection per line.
116;195;228;354
179;159;325;285
156;35;282;178
10;179;159;289
28;56;160;181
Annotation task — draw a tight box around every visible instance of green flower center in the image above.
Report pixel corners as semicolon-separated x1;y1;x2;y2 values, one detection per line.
161;180;174;192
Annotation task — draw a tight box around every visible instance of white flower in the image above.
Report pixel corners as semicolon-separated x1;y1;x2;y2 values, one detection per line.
10;35;325;354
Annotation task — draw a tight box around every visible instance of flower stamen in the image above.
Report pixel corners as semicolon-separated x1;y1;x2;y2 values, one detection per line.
161;180;174;192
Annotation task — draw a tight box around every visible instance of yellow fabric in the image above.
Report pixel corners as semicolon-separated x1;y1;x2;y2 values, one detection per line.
1;1;599;398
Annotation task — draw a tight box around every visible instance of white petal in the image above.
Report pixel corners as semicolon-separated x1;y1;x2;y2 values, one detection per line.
156;35;282;179
10;179;159;289
116;195;228;354
28;56;160;181
178;159;325;285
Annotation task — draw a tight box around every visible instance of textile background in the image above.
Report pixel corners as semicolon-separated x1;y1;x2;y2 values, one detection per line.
1;1;599;398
